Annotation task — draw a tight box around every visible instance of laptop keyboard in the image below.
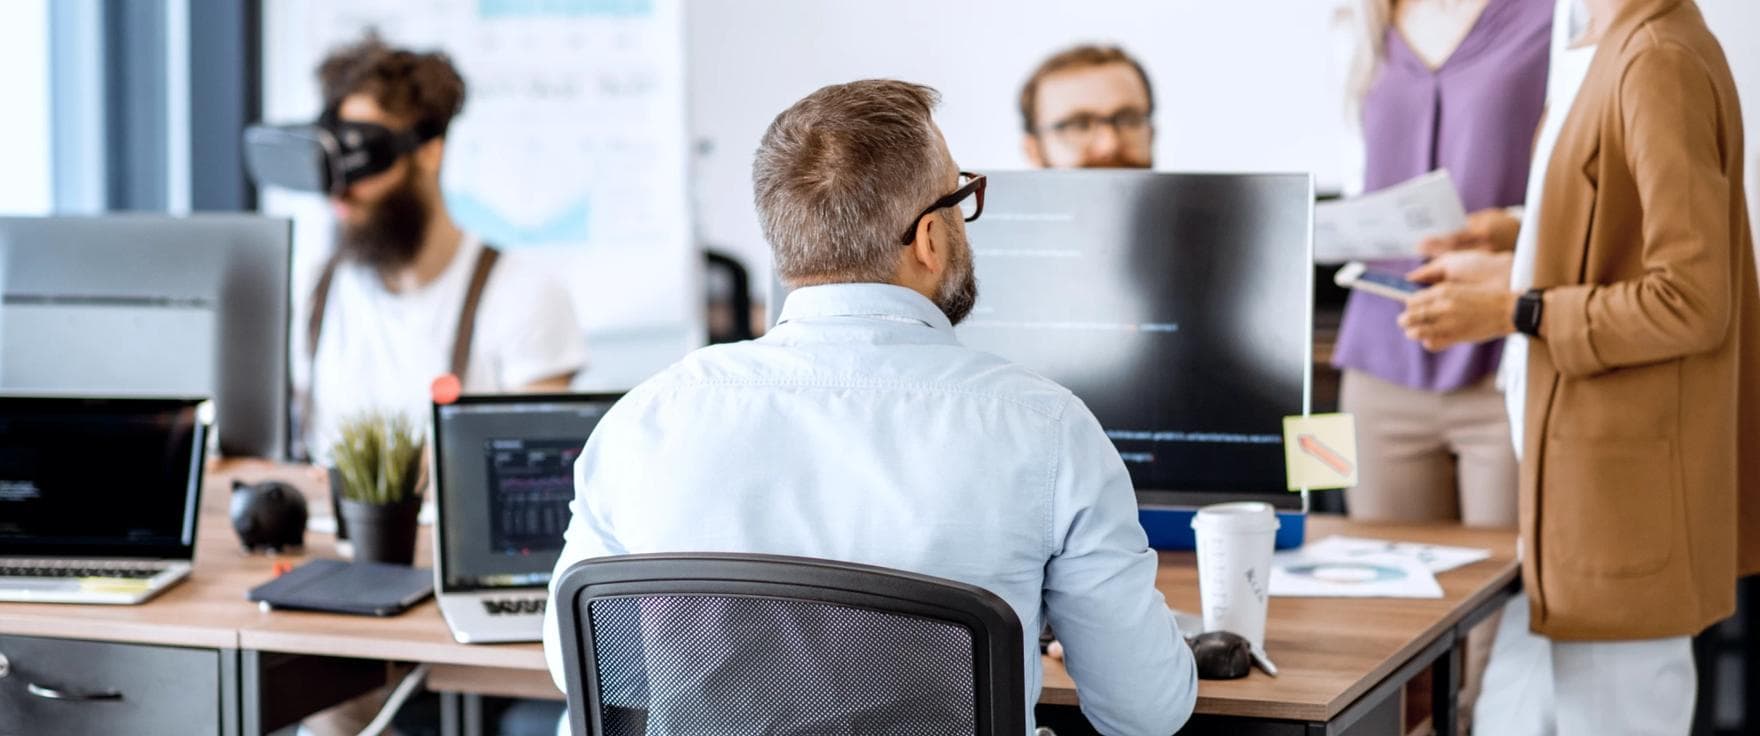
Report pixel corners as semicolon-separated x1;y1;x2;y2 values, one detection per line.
482;597;546;616
0;560;170;580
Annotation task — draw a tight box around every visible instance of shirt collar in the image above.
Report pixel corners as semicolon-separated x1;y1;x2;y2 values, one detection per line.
775;283;955;333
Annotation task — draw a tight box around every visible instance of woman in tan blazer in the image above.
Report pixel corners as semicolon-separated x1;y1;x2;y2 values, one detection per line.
1399;0;1759;730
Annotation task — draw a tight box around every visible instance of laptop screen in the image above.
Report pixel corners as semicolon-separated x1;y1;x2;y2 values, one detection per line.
0;396;208;558
434;394;619;592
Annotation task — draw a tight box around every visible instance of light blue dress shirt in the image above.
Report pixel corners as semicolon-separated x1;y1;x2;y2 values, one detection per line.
544;283;1197;735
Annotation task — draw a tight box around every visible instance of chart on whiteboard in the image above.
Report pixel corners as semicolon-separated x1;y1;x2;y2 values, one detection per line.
261;0;696;352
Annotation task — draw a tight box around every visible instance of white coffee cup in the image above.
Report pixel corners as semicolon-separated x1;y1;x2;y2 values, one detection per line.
1191;502;1281;655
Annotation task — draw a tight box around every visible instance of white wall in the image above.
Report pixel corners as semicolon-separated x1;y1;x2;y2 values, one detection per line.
1698;0;1760;243
0;0;52;215
254;0;1757;308
688;0;1760;288
685;0;1358;290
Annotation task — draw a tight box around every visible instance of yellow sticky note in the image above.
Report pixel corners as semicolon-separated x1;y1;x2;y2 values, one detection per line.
1283;413;1359;491
78;577;152;594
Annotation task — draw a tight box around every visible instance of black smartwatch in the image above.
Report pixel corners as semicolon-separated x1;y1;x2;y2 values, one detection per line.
1513;288;1545;337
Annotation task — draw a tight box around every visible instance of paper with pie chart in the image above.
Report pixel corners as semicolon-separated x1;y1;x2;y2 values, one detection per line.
1269;548;1443;599
1282;413;1359;491
1300;535;1492;574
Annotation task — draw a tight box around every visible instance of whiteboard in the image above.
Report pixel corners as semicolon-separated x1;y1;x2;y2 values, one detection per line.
260;0;700;390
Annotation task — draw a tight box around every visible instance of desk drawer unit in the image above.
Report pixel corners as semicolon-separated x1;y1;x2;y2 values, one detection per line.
0;634;222;736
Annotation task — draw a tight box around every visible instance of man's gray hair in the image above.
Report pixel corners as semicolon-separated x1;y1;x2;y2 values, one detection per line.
753;80;949;285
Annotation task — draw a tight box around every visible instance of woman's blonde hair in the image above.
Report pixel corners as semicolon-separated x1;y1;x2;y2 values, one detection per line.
1346;0;1395;113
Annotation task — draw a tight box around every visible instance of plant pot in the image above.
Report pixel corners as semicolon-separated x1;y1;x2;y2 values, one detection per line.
337;495;421;566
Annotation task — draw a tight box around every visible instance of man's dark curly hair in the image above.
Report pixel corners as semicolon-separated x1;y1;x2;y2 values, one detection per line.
317;31;466;137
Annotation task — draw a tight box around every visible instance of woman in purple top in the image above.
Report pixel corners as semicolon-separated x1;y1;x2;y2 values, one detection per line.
1340;0;1547;528
1340;0;1549;729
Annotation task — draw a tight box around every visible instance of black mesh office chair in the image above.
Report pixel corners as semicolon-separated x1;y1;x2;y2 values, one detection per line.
553;553;1026;736
704;250;756;344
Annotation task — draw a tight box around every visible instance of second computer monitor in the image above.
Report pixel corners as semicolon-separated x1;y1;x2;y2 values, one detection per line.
0;215;292;459
959;170;1312;507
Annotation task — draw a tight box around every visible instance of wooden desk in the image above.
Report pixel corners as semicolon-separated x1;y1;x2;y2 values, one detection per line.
236;462;1517;735
0;501;257;652
188;462;553;735
0;461;1518;736
1043;519;1518;735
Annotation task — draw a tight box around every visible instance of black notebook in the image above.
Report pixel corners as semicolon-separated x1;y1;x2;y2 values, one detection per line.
248;559;433;616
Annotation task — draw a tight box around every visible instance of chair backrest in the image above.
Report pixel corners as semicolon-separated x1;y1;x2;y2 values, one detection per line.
553;553;1026;736
703;249;755;343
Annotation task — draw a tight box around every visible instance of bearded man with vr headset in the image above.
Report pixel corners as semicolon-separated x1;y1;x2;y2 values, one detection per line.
247;34;586;463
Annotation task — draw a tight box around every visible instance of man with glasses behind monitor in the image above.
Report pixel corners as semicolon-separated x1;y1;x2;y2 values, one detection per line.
1019;44;1156;169
544;79;1197;735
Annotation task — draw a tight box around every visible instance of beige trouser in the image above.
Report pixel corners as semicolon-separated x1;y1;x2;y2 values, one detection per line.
1340;369;1519;735
1340;370;1518;526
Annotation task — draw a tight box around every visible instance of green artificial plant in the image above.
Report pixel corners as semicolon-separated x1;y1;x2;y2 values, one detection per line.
331;412;424;505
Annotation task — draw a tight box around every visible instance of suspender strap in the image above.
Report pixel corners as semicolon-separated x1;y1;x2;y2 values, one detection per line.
450;245;500;378
296;253;346;461
306;253;345;366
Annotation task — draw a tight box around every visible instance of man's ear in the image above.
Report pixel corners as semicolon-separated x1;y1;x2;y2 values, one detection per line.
414;137;446;175
1023;134;1047;168
906;213;945;277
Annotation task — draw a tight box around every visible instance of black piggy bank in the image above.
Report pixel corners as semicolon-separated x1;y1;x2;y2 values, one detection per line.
230;479;308;552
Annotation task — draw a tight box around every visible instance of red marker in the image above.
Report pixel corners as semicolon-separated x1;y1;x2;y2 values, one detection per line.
1297;433;1354;477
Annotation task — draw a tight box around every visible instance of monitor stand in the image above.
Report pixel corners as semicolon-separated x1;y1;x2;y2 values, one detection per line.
1137;492;1309;551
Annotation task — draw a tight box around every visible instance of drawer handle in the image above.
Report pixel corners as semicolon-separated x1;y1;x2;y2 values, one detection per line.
26;683;123;702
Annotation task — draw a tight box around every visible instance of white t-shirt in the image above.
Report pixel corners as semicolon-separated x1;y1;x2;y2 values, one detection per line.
1503;0;1596;457
294;234;588;463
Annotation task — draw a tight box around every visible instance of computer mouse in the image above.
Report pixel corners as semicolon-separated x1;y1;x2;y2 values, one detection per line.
230;479;309;552
1189;630;1253;680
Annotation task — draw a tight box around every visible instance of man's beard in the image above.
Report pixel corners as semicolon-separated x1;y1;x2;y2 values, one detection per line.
337;166;431;274
934;214;979;325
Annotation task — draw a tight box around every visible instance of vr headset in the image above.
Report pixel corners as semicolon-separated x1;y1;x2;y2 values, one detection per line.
243;113;442;196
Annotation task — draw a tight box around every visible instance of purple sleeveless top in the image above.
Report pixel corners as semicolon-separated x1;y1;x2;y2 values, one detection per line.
1332;0;1551;391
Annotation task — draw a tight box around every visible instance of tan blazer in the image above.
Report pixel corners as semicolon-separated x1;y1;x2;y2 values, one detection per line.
1525;0;1760;640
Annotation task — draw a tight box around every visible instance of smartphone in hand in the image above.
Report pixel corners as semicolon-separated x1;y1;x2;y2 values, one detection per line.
1334;261;1424;302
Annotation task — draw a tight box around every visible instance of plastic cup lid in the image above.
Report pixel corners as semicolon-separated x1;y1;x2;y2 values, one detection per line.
1190;501;1281;533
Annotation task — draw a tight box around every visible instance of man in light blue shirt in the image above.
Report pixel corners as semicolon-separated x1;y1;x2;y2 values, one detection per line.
544;79;1196;735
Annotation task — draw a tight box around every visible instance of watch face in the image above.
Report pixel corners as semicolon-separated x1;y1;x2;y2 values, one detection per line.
1517;291;1543;336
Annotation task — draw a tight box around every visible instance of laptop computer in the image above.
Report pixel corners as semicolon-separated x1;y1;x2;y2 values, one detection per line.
0;396;212;604
431;393;621;643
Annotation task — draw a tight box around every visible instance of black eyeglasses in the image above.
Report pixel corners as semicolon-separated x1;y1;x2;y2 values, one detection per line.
900;171;986;245
1041;109;1152;144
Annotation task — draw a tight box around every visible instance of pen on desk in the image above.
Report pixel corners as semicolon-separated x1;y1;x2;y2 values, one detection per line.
1253;649;1279;677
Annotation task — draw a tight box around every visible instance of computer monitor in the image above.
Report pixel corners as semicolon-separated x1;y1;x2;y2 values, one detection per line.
0;215;292;459
431;393;621;593
769;171;1312;510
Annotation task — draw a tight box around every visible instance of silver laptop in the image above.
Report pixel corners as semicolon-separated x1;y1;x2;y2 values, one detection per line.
0;396;212;604
431;393;620;644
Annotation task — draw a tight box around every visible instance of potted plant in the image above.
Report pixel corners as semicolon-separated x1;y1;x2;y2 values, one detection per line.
330;412;425;566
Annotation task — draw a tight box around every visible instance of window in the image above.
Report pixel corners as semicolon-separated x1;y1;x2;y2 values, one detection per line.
0;0;52;215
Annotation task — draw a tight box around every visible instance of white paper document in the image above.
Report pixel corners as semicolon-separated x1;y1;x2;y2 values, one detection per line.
1269;546;1445;599
1313;170;1468;264
1300;535;1493;574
